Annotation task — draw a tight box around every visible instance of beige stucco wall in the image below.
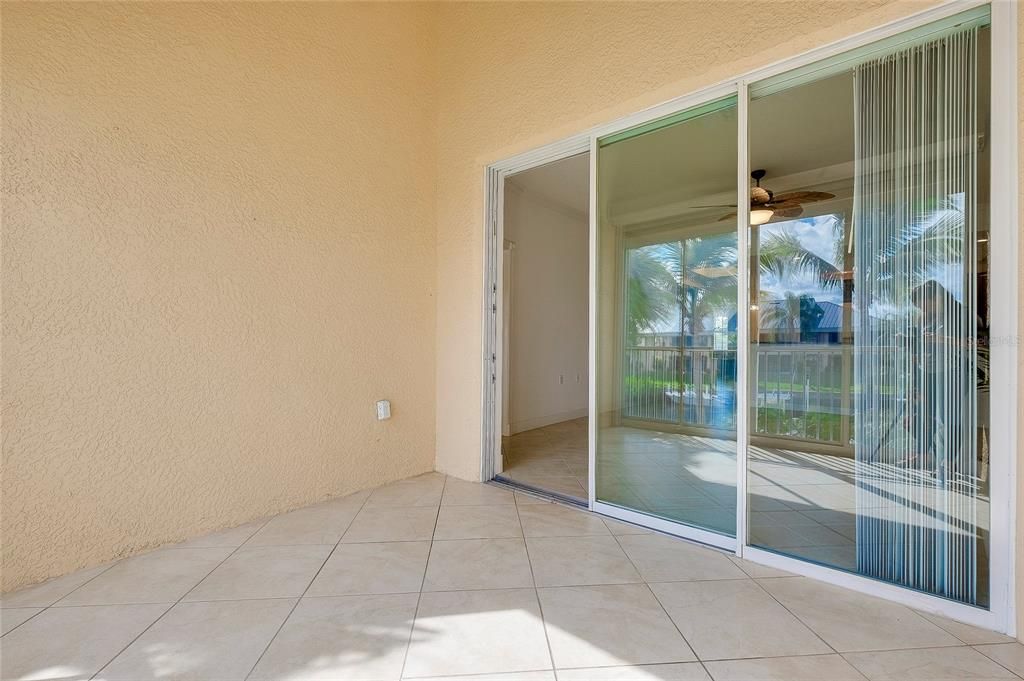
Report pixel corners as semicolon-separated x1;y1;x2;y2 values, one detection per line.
1;2;438;591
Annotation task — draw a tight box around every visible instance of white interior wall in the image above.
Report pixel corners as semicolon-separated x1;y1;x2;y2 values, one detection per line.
503;179;589;434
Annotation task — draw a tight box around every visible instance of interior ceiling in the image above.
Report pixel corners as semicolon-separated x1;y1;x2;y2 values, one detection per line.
504;74;856;226
602;73;855;224
507;152;590;217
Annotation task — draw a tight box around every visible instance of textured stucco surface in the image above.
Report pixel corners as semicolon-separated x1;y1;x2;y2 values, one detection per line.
1;2;438;591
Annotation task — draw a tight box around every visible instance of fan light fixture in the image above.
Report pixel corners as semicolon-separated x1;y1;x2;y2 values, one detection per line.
690;169;836;226
750;209;774;226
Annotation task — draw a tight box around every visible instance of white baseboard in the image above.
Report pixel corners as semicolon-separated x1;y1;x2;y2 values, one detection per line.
510;407;588;435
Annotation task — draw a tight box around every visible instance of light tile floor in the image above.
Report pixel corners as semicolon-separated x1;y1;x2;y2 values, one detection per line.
500;419;589;501
0;472;1018;681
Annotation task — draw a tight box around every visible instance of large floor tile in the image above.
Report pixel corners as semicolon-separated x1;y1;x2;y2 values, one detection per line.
433;504;523;540
172;519;267;549
844;646;1017;680
915;611;1016;645
404;588;551;678
407;672;554;681
341;506;438;543
57;547;233;606
518;504;610;538
650;579;830;661
974;643;1024;677
0;608;42;635
558;663;710;680
0;603;168;681
527;535;641;587
538;584;695;668
305;541;429;597
250;593;418;681
424;538;533;591
442;479;516;506
184;545;331;601
100;598;295;680
363;475;445;508
703;654;867;680
758;577;960;652
0;564;113;608
616;533;746;583
245;496;363;546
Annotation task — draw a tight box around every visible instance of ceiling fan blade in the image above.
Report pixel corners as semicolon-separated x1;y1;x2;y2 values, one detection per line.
763;200;802;210
771;190;836;204
770;205;804;219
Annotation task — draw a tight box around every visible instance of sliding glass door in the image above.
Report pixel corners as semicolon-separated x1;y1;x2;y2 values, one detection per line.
595;97;738;542
746;20;991;607
591;6;997;611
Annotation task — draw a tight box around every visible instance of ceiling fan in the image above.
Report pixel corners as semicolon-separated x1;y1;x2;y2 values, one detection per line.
696;169;836;225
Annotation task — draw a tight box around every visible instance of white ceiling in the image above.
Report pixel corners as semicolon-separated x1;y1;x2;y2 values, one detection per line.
502;73;856;226
603;72;855;226
506;152;590;217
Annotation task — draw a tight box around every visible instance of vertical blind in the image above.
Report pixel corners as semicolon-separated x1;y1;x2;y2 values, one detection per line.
853;27;984;605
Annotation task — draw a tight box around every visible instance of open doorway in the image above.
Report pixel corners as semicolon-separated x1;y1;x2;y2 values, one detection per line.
494;152;590;504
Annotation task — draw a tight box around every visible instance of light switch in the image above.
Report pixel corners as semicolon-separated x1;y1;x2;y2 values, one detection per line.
376;400;391;420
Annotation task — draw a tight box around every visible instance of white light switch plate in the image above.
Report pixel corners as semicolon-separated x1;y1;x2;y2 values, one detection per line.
376;400;391;420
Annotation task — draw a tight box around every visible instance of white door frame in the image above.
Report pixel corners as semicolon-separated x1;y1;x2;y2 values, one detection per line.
500;240;514;441
480;0;1018;634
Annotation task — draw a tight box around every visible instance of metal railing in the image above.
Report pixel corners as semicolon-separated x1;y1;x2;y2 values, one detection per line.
753;345;848;445
623;344;849;444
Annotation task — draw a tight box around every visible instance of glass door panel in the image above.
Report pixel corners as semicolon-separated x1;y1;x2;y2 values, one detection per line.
746;25;990;607
596;97;738;537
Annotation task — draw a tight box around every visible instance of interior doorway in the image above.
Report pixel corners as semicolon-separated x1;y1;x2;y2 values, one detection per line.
494;152;591;504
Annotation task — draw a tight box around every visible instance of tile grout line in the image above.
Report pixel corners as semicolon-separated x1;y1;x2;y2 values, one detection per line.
397;474;448;681
87;515;275;680
916;612;1015;648
0;555;125;638
515;486;560;681
969;644;1024;680
745;576;840;657
0;518;273;641
240;487;376;681
405;668;555;681
752;575;981;659
152;518;268;551
9;470;1014;680
606;528;708;676
0;607;46;639
836;643;1018;681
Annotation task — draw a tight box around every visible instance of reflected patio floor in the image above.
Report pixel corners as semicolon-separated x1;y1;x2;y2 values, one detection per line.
504;422;990;576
